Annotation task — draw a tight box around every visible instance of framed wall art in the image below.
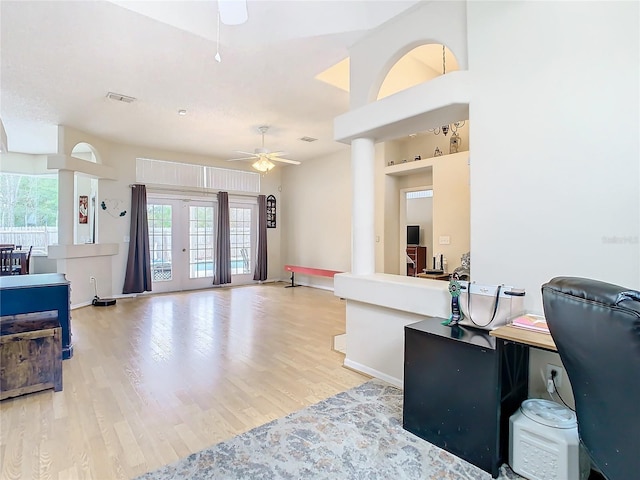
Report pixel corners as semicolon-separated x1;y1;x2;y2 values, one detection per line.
79;195;88;224
266;195;276;228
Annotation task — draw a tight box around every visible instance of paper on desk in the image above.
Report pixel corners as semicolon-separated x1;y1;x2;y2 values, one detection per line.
511;314;549;333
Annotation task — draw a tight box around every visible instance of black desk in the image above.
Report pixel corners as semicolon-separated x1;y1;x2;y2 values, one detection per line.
0;273;73;359
403;318;528;478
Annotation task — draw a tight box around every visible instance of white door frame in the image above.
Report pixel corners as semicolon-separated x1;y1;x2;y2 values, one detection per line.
398;186;433;275
147;195;217;293
147;193;259;292
228;197;258;285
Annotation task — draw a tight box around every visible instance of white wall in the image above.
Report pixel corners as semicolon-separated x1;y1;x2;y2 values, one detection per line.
103;143;283;298
349;0;468;108
377;143;397;273
466;1;639;400
432;152;470;272
336;0;638;400
380;152;469;274
280;148;351;289
467;1;640;306
0;153;49;173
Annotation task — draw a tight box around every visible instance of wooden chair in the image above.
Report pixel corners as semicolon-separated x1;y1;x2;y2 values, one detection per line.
24;246;33;274
0;246;14;276
11;246;32;275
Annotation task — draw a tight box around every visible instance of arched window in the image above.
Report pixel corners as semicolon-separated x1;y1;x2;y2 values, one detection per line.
377;43;460;100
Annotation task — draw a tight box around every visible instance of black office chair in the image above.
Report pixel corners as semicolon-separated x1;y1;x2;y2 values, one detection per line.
541;277;640;480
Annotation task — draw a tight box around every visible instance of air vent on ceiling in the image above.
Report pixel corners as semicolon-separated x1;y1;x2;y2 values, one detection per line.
299;136;317;142
106;92;136;103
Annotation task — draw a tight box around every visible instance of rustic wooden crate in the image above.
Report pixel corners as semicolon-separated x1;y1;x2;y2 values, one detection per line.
0;310;62;400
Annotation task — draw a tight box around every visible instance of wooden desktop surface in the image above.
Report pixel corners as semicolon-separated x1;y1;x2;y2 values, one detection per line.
490;324;557;352
417;272;450;281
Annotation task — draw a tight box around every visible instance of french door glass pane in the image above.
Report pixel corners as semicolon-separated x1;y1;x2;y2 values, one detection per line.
230;206;251;274
147;204;172;282
189;206;214;278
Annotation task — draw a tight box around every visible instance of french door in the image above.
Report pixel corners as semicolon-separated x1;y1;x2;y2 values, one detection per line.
228;201;257;284
147;196;256;293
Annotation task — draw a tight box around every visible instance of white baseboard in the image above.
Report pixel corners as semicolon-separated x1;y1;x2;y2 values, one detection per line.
72;280;326;309
279;277;335;292
344;358;403;388
333;333;346;354
71;301;93;310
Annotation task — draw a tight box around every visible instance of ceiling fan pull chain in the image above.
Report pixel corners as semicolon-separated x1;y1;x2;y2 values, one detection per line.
215;10;222;63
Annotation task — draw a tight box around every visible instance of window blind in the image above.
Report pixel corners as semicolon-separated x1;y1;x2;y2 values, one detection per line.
136;158;260;193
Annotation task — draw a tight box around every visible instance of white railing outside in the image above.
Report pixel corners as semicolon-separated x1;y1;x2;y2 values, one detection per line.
0;227;58;253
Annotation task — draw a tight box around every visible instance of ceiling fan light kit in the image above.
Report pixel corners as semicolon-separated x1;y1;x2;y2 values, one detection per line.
215;10;222;63
252;157;275;173
227;125;301;172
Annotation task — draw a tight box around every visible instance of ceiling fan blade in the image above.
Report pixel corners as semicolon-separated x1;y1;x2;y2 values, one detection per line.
267;151;286;157
270;157;301;165
234;150;257;156
227;157;255;161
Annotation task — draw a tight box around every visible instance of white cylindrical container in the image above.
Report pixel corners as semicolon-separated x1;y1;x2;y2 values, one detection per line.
509;399;590;480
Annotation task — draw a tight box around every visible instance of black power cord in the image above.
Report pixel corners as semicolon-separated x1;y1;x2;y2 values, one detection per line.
551;370;575;411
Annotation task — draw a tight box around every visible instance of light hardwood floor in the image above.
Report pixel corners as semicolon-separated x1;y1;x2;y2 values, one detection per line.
0;283;369;480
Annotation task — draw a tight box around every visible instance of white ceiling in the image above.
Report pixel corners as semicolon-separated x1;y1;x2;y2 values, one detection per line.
0;0;422;164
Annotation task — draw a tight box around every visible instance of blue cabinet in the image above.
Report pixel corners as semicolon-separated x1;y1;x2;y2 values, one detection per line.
0;273;73;359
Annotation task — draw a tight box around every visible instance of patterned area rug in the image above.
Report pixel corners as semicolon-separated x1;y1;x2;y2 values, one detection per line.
136;380;523;480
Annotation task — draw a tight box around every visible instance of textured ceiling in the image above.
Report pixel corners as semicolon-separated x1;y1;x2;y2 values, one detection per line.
0;0;422;164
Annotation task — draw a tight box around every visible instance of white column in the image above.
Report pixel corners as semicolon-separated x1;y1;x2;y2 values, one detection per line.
351;137;375;274
58;169;74;245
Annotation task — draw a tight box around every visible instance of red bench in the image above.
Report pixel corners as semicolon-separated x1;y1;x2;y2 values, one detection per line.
284;265;343;288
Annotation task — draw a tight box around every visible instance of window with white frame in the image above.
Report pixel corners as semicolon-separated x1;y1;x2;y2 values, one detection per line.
136;158;260;193
0;172;58;253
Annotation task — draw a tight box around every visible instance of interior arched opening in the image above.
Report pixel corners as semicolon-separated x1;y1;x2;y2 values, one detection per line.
375;43;470;279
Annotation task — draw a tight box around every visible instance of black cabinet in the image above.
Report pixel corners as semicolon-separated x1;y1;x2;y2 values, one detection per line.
403;318;528;478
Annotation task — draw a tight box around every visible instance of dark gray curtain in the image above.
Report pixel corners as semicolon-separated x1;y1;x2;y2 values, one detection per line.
253;194;267;281
123;184;152;294
214;191;232;285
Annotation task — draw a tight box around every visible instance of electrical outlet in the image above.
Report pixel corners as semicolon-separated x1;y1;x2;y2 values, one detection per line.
439;235;451;245
546;364;563;388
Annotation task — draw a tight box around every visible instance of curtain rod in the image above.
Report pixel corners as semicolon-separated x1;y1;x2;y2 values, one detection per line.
128;184;259;198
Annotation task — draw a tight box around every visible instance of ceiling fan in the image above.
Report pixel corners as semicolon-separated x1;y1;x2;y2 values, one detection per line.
228;126;301;172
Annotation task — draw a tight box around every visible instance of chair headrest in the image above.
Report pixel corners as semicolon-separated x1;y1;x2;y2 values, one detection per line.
542;276;640;312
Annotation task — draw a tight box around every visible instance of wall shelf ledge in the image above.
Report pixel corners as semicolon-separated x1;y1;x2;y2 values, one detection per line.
334;70;470;145
385;150;469;176
47;243;119;260
47;154;116;180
